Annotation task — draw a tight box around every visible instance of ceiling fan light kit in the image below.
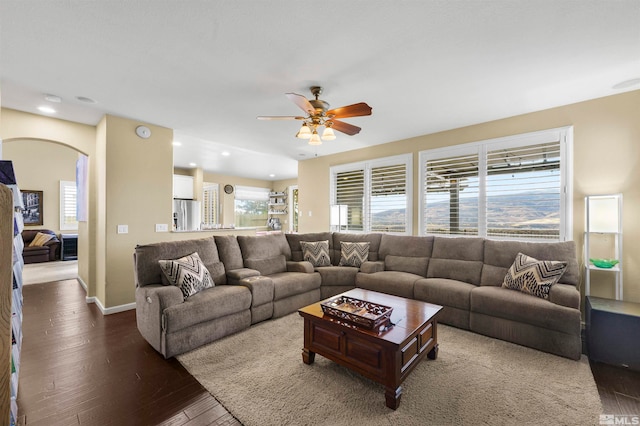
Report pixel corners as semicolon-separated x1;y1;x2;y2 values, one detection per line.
259;86;372;145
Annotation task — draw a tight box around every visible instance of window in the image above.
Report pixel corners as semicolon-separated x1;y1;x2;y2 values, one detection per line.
330;154;412;234
419;127;572;241
234;185;269;228
202;182;219;227
60;180;78;230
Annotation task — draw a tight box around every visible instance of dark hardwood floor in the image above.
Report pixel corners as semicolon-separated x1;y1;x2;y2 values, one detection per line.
16;279;640;425
17;279;239;426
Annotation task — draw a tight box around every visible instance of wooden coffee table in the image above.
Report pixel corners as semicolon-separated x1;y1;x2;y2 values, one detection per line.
298;288;442;409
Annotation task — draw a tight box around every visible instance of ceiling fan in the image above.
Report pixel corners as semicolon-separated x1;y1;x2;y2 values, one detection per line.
257;86;372;145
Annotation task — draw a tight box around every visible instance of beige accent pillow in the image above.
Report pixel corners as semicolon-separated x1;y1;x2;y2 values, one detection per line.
502;253;567;299
158;252;214;300
29;232;54;247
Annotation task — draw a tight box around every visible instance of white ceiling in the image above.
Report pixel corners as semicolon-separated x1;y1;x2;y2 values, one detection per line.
1;1;639;181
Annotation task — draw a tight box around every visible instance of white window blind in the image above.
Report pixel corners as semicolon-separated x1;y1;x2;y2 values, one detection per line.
234;186;270;201
60;180;78;231
202;183;219;226
331;154;412;234
335;168;365;231
419;127;572;241
423;150;479;236
370;163;408;233
486;141;561;239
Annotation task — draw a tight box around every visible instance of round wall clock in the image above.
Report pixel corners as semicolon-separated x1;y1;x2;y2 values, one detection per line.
224;184;234;194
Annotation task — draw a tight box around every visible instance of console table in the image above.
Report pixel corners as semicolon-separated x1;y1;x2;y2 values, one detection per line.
586;296;640;371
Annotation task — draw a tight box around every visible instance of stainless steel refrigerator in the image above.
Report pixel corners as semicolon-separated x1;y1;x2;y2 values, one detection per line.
173;199;201;231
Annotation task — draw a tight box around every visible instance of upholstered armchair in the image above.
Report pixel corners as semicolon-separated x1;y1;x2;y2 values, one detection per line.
22;229;60;264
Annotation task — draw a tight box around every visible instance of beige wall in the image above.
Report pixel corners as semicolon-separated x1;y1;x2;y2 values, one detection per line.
2;139;78;234
0;108;96;296
299;90;640;303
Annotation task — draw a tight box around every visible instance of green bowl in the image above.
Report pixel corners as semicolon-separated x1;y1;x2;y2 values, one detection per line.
590;258;619;268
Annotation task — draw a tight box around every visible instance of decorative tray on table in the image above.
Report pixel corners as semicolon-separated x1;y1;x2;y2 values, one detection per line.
320;295;393;330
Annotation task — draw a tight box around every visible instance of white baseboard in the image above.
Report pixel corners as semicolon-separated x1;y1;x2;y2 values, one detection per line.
79;276;136;315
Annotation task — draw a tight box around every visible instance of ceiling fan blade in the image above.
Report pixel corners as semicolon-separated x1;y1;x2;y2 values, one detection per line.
257;116;304;120
326;102;372;119
285;93;316;115
330;119;361;136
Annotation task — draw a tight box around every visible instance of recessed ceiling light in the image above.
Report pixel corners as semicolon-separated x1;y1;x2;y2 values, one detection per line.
269;174;275;178
189;162;197;167
37;106;56;114
44;94;62;103
76;96;97;104
221;151;230;156
612;78;640;90
172;141;182;146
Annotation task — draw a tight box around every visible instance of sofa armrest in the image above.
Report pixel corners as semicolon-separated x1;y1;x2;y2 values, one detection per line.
138;284;184;310
548;283;580;310
135;284;183;356
226;268;260;285
287;260;314;273
360;260;384;273
238;276;274;307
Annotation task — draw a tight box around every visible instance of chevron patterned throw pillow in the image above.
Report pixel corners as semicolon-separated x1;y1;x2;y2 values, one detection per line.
502;252;567;299
338;241;370;268
300;240;331;267
158;252;214;300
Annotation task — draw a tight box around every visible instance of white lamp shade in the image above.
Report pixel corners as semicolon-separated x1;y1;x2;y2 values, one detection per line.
321;127;336;140
588;195;620;233
296;124;312;139
309;131;322;145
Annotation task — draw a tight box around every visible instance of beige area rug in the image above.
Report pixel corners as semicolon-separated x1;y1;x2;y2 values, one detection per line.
178;313;602;426
22;260;78;285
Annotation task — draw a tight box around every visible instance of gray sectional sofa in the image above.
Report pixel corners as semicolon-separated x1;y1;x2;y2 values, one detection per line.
134;232;581;360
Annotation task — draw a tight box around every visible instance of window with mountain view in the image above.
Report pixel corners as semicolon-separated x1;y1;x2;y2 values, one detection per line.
419;127;572;241
331;154;412;234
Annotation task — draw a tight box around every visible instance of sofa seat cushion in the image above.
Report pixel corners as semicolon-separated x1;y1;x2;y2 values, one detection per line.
414;278;475;310
470;286;580;335
316;266;359;287
355;271;420;299
270;272;321;301
23;246;50;255
162;285;251;333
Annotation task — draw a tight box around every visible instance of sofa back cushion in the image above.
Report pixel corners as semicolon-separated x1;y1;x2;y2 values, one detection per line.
286;232;333;261
237;233;291;274
427;237;484;285
214;235;244;270
245;254;287;276
134;237;226;287
481;239;578;287
378;234;433;276
331;233;381;265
